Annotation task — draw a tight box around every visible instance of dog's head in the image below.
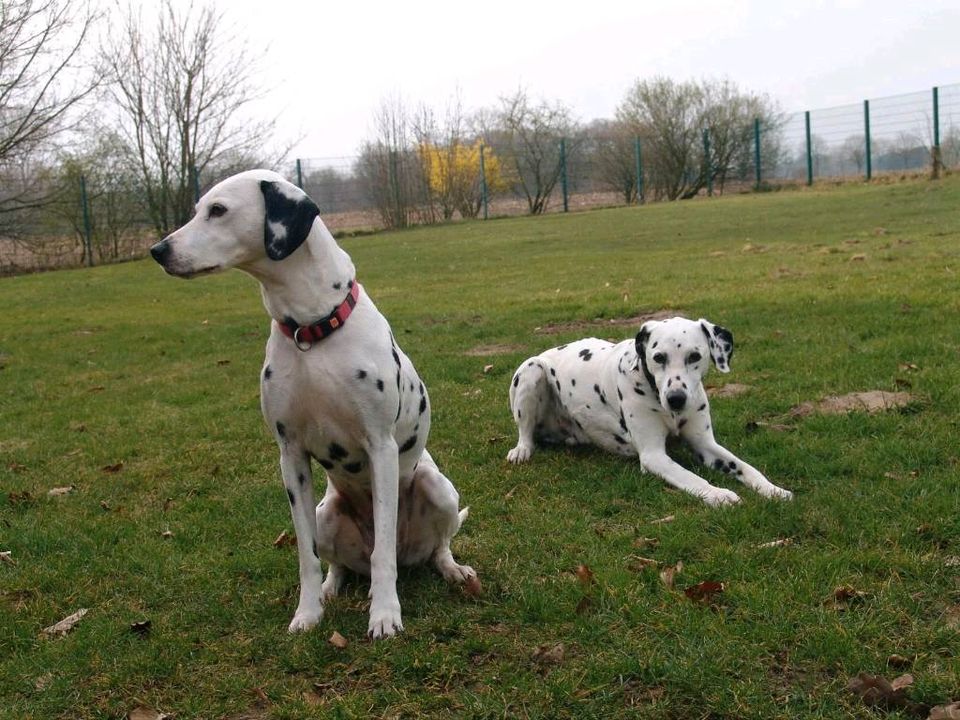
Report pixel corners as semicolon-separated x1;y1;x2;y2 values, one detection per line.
634;316;734;412
149;169;320;278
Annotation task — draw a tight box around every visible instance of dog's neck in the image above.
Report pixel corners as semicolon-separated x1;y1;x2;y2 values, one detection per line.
243;219;356;327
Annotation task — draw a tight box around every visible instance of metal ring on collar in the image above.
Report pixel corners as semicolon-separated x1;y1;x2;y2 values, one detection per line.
293;326;313;352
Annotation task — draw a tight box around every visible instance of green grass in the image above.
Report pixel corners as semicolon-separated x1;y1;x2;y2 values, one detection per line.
2;178;959;719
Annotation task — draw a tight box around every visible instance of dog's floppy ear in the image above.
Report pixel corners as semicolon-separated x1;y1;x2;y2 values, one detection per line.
699;318;734;373
634;321;655;361
260;180;320;261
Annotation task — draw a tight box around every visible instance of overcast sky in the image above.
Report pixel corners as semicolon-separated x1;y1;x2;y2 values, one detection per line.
167;0;960;159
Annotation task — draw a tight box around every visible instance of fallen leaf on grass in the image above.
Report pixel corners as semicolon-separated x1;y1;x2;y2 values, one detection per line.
745;420;795;433
532;642;565;665
0;550;14;565
273;530;296;548
650;514;675;525
160;530;173;539
684;580;725;604
482;364;494;374
128;708;171;720
659;561;683;589
302;689;323;706
899;362;920;372
825;585;869;609
575;596;594;615
41;608;89;637
632;537;660;550
706;383;752;398
887;654;913;669
7;490;33;504
627;556;659;572
99;500;111;511
7;462;27;473
463;574;483;597
47;485;76;497
101;462;124;474
846;672;922;713
930;702;960;720
328;631;348;649
790;391;915;417
757;538;793;549
575;564;594;587
850;253;867;262
216;359;230;366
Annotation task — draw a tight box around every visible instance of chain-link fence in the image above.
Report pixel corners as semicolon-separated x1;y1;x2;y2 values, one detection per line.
4;83;959;275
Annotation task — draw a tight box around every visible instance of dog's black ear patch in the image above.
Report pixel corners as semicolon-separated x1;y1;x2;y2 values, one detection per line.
699;318;734;373
634;322;653;359
260;180;320;261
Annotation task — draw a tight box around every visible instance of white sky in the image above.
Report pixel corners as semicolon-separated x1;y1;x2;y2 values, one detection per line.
160;0;960;159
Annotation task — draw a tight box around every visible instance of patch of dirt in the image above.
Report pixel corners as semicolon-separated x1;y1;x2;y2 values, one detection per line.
706;383;753;398
790;391;916;417
535;310;683;335
463;343;527;357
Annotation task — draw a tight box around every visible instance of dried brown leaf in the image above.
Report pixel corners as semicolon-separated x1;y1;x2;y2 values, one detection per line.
482;364;494;374
41;608;89;637
757;538;793;548
650;514;675;525
463;574;483;597
47;485;76;497
574;596;594;615
160;530;173;539
129;620;152;636
128;708;170;720
273;530;296;548
930;702;960;720
328;631;348;649
632;537;660;550
684;580;725;604
627;556;659;571
0;550;14;565
825;584;869;608
575;564;594;587
532;642;565;665
7;462;27;473
887;654;912;669
101;462;124;474
659;561;683;589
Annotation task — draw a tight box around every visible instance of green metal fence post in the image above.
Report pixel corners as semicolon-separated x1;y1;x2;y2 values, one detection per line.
80;174;93;267
560;137;569;212
932;86;942;178
702;128;713;196
634;136;643;204
864;100;872;181
805;111;813;186
753;118;762;190
479;143;488;220
295;158;303;188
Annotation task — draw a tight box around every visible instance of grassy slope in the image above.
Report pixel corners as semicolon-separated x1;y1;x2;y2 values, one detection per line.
1;179;958;719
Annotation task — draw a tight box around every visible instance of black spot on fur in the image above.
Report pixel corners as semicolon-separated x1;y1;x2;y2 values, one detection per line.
333;281;342;290
728;460;737;470
286;488;296;506
329;443;348;461
619;414;628;433
555;380;561;392
679;418;688;429
377;379;385;391
617;388;623;401
263;366;272;380
513;375;519;388
356;369;367;380
419;395;427;414
399;435;418;453
613;434;628;445
713;458;725;471
347;279;354;289
579;348;593;361
698;403;706;412
550;368;556;376
275;422;286;438
318;458;334;470
343;461;363;473
571;378;576;386
557;344;567;350
313;541;320;559
298;473;306;486
634;385;645;396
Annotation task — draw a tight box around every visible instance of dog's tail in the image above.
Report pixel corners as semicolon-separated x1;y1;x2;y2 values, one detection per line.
457;507;469;530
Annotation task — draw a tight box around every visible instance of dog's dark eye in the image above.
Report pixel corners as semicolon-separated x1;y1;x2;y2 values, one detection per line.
687;352;702;364
208;203;227;219
652;352;666;365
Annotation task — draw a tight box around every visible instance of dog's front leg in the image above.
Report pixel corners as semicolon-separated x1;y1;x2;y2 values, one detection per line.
688;436;793;500
279;447;325;632
640;449;741;506
367;436;403;639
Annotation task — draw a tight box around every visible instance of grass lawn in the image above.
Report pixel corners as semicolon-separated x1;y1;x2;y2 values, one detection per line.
1;177;959;719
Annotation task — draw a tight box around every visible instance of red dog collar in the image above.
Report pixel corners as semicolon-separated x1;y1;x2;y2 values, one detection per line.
277;281;361;351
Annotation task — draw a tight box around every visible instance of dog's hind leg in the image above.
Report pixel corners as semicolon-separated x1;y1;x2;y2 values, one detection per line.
412;451;477;584
278;445;325;633
507;358;552;463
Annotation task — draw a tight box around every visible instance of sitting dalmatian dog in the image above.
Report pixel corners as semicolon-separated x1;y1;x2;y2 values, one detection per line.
507;317;793;506
150;170;476;638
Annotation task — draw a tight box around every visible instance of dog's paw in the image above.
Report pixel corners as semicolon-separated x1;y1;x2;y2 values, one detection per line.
506;444;533;464
367;605;403;639
441;562;477;585
288;605;324;633
702;487;741;506
321;571;343;601
764;486;793;501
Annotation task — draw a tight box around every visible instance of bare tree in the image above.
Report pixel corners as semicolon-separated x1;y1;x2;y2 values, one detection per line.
840;135;866;174
101;0;278;238
589;119;640;204
0;0;99;231
492;89;580;214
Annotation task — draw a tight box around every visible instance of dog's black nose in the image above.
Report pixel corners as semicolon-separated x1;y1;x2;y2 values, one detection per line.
150;239;171;265
666;391;687;411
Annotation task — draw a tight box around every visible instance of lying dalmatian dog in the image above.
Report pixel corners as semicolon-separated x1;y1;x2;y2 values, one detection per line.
507;317;793;506
150;169;476;638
